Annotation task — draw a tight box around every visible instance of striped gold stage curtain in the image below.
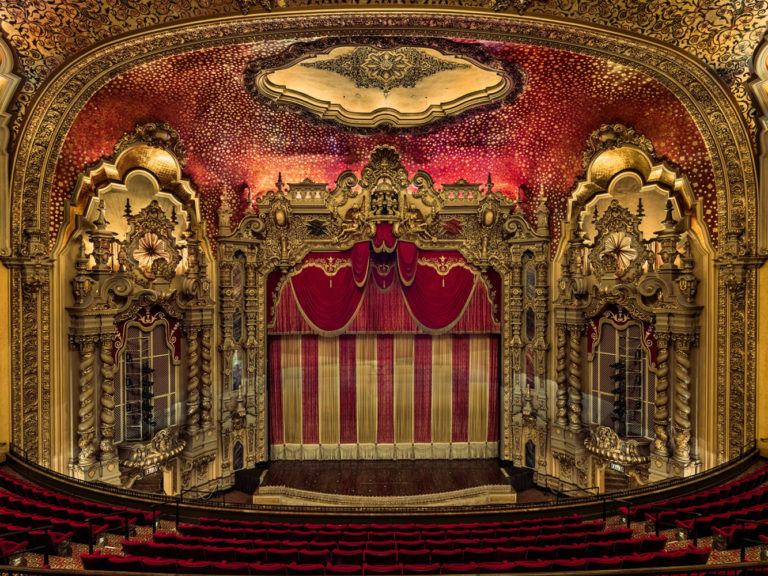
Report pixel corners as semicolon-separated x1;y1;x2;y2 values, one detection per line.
268;334;499;460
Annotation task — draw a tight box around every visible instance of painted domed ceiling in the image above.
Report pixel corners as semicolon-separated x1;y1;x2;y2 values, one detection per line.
51;34;716;250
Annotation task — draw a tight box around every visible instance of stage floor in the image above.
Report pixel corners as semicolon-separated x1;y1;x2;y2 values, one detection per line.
251;459;516;507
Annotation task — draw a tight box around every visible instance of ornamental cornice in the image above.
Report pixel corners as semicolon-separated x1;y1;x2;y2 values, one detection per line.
9;9;755;259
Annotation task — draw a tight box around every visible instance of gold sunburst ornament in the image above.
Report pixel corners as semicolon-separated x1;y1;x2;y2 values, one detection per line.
602;231;637;274
133;232;170;274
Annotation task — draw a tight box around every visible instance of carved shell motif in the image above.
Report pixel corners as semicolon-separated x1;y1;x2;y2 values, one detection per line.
120;200;182;282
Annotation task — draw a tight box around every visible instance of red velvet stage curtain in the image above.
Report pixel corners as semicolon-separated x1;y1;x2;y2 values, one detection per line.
396;242;418;286
269;243;500;335
401;262;477;331
268;334;500;459
289;266;364;334
351;242;370;287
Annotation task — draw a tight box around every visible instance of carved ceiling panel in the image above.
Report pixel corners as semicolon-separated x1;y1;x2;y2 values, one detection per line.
246;39;523;130
47;35;715;254
1;1;765;145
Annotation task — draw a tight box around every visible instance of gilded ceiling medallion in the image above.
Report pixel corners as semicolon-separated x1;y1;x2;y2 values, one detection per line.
302;46;469;95
246;39;524;131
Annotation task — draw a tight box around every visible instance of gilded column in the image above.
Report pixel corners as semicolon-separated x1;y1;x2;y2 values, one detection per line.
567;325;583;431
200;326;213;429
74;335;98;466
555;324;568;426
99;332;117;460
673;336;693;464
652;333;670;457
185;327;201;432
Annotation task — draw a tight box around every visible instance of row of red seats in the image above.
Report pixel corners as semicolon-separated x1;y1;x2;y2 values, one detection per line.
178;519;606;542
124;535;665;564
675;501;768;540
0;489;136;533
0;469;153;525
0;538;27;563
0;521;71;555
712;521;768;549
156;528;640;557
80;545;711;575
623;463;768;522
0;505;107;544
647;483;768;529
196;515;583;532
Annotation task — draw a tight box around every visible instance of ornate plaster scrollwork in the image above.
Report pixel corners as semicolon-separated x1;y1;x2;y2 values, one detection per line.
567;326;583;431
581;123;655;169
653;334;670;457
74;335;99;467
186;327;201;432
584;426;650;465
673;335;694;464
220;145;539;466
99;332;117;460
120;425;186;471
200;326;213;429
555;325;568;426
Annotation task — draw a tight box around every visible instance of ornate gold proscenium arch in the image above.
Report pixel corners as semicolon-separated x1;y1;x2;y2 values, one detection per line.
0;8;760;482
217;145;550;468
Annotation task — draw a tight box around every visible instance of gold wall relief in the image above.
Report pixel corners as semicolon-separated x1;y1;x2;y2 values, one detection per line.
246;38;523;131
99;332;117;461
73;334;98;467
185;327;201;432
219;145;548;467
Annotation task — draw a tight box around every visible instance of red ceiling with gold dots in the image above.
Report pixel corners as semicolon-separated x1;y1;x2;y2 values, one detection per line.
52;39;716;249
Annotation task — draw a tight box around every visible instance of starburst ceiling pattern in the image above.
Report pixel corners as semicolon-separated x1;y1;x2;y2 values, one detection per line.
1;0;765;144
49;39;715;253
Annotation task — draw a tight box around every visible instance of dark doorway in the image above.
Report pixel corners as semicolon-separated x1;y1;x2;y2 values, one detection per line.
233;441;244;471
525;439;535;468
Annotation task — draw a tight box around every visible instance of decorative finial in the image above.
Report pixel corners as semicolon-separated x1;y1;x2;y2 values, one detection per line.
94;199;109;230
124;198;133;219
244;184;253;211
485;172;494;195
276;172;284;195
636;197;645;219
171;206;178;225
661;199;677;229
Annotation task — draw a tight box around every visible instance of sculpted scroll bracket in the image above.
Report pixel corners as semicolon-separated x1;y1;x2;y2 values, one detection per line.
218;145;549;467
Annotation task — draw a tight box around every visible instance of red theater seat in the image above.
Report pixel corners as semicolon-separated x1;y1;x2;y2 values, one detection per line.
214;561;252;575
440;562;477;574
141;557;179;573
268;548;300;563
299;549;331;564
430;549;463;564
515;559;552;572
495;546;526;562
551;558;588;571
178;559;217;574
205;545;238;562
463;546;496;563
684;545;712;565
326;564;364;575
80;552;116;571
287;562;326;575
402;563;440;575
364;563;402;575
109;555;145;572
476;561;517;574
397;549;430;564
333;549;365;565
250;562;289;575
365;550;398;565
367;540;396;552
586;557;623;570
